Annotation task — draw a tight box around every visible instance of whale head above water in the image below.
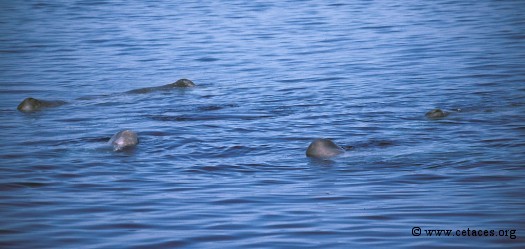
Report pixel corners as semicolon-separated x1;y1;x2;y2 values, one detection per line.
108;130;139;151
306;138;345;158
126;78;196;94
17;98;42;112
17;97;66;112
168;78;196;88
425;108;448;119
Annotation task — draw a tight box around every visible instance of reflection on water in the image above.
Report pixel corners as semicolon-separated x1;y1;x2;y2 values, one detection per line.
1;0;525;248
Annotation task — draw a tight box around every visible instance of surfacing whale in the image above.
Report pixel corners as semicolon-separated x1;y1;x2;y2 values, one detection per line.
306;138;345;158
108;130;139;151
126;78;196;94
425;108;448;119
17;78;196;112
17;97;67;112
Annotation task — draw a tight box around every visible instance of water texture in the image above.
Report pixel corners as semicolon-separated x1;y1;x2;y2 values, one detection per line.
1;1;524;248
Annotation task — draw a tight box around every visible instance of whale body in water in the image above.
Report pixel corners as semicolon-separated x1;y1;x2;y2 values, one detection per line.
126;78;196;94
306;138;345;158
108;130;139;151
17;79;196;112
17;97;66;112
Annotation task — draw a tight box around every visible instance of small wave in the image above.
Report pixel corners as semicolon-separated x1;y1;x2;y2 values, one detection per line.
147;113;273;122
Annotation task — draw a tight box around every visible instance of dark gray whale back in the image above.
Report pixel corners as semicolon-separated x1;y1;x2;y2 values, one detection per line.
306;138;345;158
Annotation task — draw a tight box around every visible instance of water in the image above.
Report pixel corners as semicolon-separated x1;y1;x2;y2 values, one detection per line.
1;0;524;248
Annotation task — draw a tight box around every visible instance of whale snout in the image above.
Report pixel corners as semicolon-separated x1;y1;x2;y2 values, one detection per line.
109;130;139;151
171;78;196;87
17;98;42;112
306;138;345;158
17;97;66;112
425;108;448;119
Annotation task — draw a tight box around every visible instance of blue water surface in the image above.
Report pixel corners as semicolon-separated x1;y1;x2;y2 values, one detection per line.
1;1;524;248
